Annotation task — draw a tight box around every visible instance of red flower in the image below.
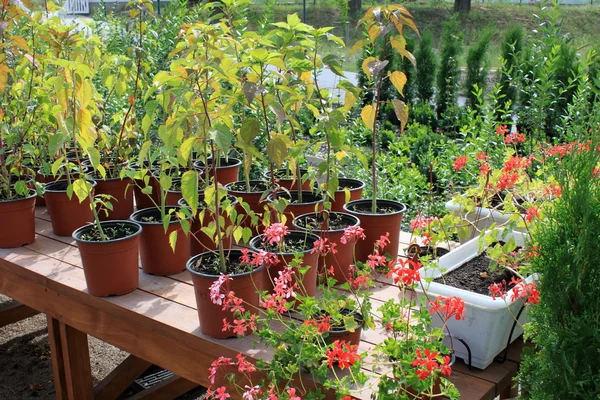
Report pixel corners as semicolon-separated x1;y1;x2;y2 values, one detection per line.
489;281;507;300
496;125;509;136
366;250;386;269
476;151;489;161
511;281;540;304
325;340;360;369
386;257;421;286
504;132;526;144
498;171;519;190
479;163;491;175
304;315;332;333
429;296;466;321
453;156;468;171
250;250;280;269
525;206;540;223
440;356;452;377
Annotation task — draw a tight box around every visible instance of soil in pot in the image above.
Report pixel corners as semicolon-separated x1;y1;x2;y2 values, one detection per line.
344;199;406;263
94;173;134;220
332;178;365;212
250;231;320;297
0;189;37;248
434;251;520;296
45;180;96;237
130;206;191;276
178;195;236;256
293;212;360;284
73;221;142;297
406;245;450;260
187;250;264;338
194;157;241;185
270;191;324;229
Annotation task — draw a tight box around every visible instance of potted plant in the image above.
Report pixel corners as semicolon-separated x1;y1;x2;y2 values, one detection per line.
292;210;362;284
343;5;417;262
72;196;142;296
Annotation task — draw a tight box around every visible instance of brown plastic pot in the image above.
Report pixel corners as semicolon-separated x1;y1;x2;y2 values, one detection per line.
268;191;324;228
95;176;134;220
73;221;142;296
332;178;365;212
45;180;96;237
326;310;364;346
343;199;406;262
225;180;269;233
194;157;241;185
265;168;311;191
187;250;264;338
249;230;320;297
130;206;191;276
34;171;57;207
292;212;360;284
178;195;237;256
0;189;37;248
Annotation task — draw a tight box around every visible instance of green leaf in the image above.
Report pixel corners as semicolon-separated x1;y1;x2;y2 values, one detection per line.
233;226;243;243
210;125;234;152
181;170;199;216
240;117;260;143
48;134;66;156
266;135;290;168
52;157;65;177
180;137;196;163
160;174;172;192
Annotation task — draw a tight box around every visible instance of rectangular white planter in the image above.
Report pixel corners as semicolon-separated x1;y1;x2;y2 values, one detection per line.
415;230;534;369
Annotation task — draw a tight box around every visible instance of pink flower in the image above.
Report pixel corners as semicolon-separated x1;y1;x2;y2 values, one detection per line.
232;319;248;336
236;353;256;373
311;238;338;256
209;275;232;306
366;250;386;269
250;250;280;269
453;156;468;171
341;226;366;244
286;388;301;400
375;232;391;249
242;385;261;400
263;223;289;244
208;357;232;384
214;386;231;400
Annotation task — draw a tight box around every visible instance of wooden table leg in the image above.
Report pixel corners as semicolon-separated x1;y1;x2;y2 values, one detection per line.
47;316;94;400
93;355;152;400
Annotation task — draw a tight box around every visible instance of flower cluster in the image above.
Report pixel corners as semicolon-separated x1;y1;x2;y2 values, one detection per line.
311;237;337;256
325;339;361;369
428;296;466;321
386;257;421;287
340;225;366;244
263;223;288;245
489;277;540;304
412;348;452;380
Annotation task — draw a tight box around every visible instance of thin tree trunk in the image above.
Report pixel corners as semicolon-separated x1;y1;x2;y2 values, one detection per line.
454;0;471;13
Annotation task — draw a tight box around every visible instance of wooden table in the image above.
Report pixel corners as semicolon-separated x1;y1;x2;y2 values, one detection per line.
0;207;525;400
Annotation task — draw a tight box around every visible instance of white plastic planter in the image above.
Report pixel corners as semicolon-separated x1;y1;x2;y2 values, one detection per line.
415;230;535;370
445;199;526;243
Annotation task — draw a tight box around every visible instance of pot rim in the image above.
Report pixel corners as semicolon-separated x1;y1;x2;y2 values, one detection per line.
264;167;309;179
130;206;190;225
193;157;242;170
0;188;37;203
72;220;143;244
343;199;406;216
292;212;360;233
267;191;324;205
224;180;270;194
186;249;264;278
249;230;321;256
177;194;238;208
44;179;98;193
335;178;366;192
327;309;365;333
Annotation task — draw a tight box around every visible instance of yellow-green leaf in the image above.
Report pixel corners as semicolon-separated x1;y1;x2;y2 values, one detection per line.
391;99;409;133
181;170;199;216
389;71;407;96
361;57;377;79
361;105;375;131
169;230;178;252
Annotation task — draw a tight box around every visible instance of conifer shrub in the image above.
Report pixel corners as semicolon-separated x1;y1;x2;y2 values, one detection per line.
415;31;437;104
464;28;493;109
496;26;524;117
435;19;463;118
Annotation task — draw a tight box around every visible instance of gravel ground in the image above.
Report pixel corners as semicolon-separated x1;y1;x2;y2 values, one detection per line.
0;295;207;400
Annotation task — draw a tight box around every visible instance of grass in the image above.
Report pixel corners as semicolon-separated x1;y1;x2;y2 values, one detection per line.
247;1;600;70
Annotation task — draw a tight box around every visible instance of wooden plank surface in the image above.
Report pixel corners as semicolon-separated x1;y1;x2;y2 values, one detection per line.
0;208;520;400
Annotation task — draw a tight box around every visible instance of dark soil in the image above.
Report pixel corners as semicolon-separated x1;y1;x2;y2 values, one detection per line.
189;252;253;276
272;168;308;179
346;202;400;215
434;254;519;296
0;189;30;201
407;246;449;260
227;181;268;193
255;236;314;254
278;192;322;204
322;309;364;332
79;223;137;241
295;213;355;231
